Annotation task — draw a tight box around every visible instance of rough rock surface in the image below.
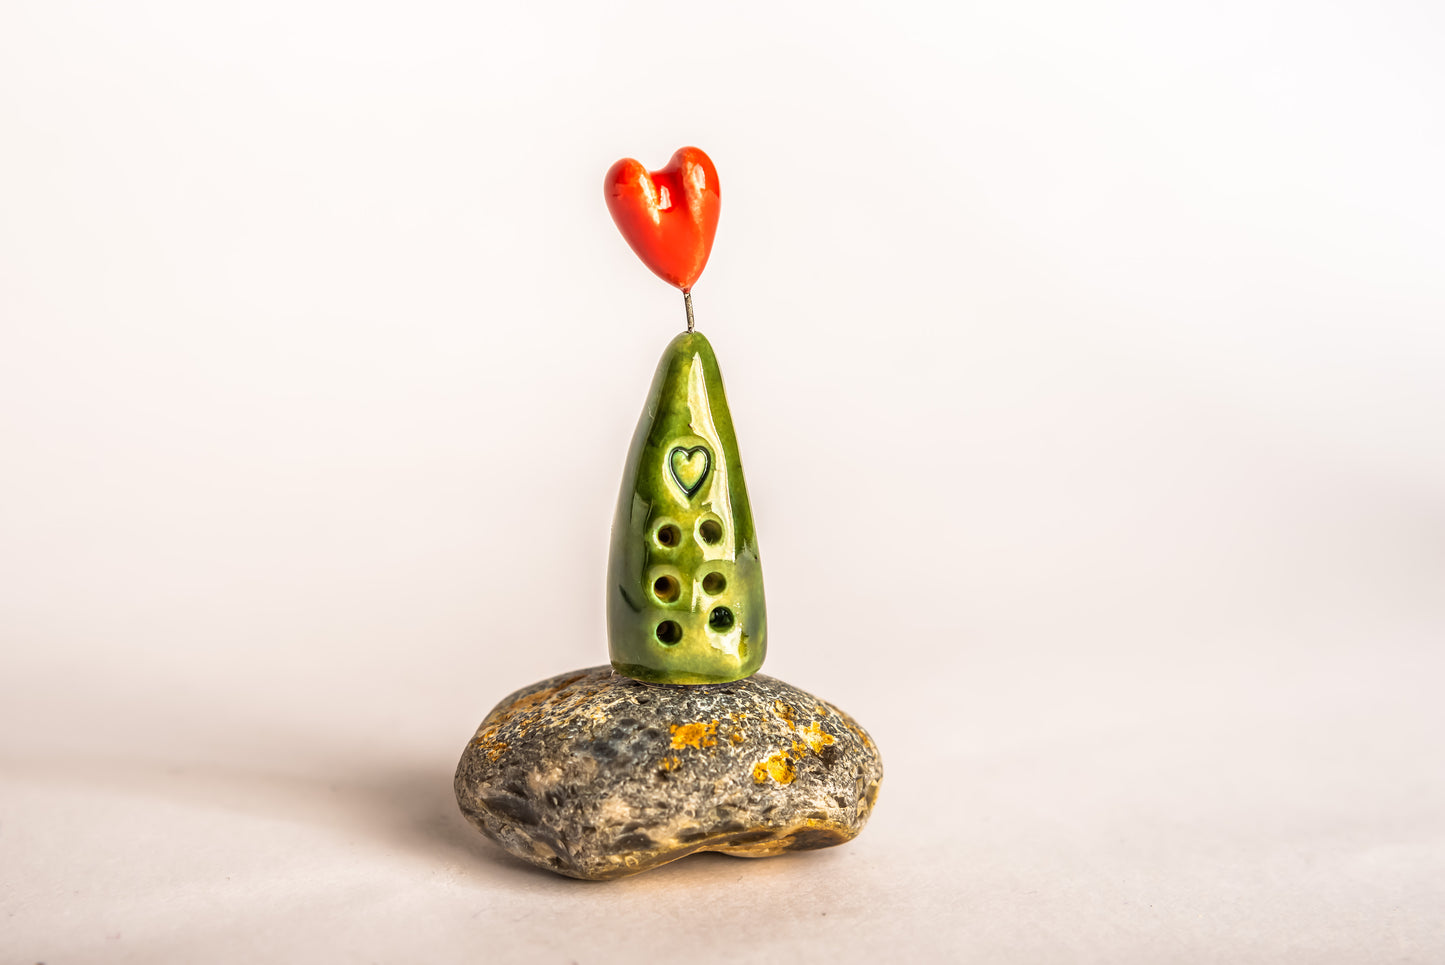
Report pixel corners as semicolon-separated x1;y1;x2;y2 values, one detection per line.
454;665;883;880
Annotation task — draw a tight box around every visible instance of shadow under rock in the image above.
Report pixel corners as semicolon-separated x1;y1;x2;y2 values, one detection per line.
9;745;860;889
330;761;564;882
3;745;562;883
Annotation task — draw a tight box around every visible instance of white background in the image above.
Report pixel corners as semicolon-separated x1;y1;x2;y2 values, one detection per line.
3;1;1443;961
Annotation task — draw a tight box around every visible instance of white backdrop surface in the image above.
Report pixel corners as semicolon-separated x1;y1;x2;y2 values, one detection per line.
2;1;1443;962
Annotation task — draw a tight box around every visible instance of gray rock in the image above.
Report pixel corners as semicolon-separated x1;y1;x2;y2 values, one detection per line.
454;665;883;880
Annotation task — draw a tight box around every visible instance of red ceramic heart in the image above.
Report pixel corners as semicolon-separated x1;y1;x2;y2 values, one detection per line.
604;146;720;292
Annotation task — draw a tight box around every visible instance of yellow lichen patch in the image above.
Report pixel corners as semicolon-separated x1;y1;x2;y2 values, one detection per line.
772;700;796;729
797;721;835;755
471;726;511;762
729;730;745;744
669;720;718;750
497;673;588;724
822;700;875;751
659;755;681;772
752;751;797;785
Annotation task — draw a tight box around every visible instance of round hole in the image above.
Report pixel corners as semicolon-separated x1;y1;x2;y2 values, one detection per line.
652;575;680;603
708;607;735;631
655;620;683;645
656;524;681;547
698;519;723;544
701;572;726;595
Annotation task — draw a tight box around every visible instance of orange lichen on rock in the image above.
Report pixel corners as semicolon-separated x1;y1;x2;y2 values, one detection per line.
497;674;588;723
796;721;835;755
772;700;796;730
752;751;796;785
669;721;719;750
822;701;875;751
470;726;511;762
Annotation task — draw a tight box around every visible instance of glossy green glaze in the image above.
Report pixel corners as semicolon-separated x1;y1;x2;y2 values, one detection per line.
608;332;766;684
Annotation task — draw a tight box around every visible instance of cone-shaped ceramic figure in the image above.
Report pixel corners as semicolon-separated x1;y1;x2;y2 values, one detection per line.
608;331;766;684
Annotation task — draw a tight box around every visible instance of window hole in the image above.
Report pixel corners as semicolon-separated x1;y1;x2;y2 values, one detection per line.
652;575;680;603
656;524;681;548
655;620;683;645
708;607;735;631
701;572;727;595
698;519;724;544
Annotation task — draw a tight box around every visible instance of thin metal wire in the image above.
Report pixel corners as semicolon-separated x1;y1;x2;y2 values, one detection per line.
684;290;695;333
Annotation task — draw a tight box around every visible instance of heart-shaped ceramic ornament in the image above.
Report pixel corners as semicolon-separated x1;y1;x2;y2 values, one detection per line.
668;445;711;497
604;147;720;292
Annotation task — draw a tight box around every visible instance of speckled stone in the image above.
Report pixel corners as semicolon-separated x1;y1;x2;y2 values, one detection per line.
454;666;883;880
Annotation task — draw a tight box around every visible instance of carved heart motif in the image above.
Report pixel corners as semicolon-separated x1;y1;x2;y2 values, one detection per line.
668;446;711;497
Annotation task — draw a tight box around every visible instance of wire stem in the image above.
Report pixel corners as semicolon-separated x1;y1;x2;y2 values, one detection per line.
684;290;695;333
